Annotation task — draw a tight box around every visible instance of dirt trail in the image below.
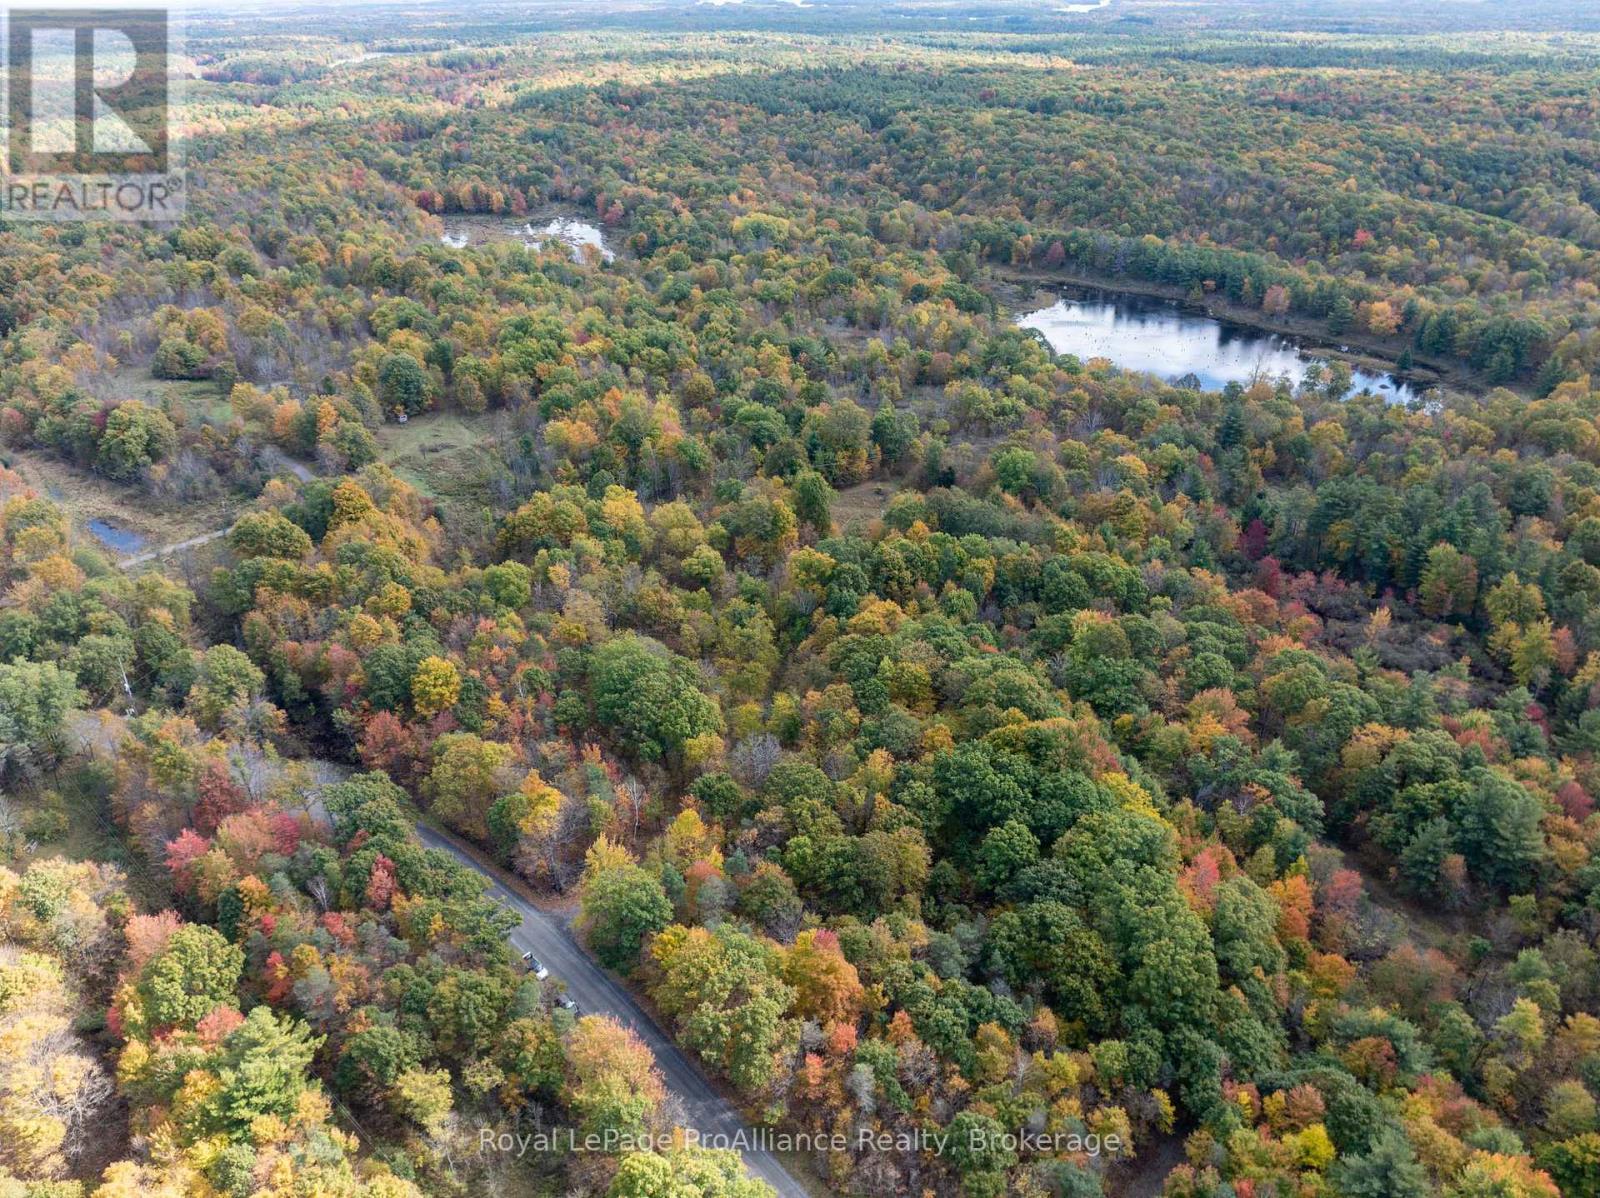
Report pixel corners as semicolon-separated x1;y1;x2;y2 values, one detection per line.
119;528;228;568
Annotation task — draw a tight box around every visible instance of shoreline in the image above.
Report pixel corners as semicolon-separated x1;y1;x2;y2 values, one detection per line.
990;264;1492;397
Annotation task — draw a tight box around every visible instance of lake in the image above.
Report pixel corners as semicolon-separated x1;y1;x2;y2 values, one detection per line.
439;215;615;263
1017;288;1424;403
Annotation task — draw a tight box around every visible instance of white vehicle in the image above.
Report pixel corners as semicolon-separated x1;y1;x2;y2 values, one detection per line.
521;951;549;980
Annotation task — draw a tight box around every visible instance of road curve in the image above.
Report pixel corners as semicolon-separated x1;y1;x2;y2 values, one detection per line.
114;452;312;569
413;823;813;1198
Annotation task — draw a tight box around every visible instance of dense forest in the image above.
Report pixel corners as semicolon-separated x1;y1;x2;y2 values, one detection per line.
2;3;1600;1197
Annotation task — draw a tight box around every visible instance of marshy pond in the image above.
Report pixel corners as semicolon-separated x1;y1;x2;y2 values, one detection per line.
438;215;616;263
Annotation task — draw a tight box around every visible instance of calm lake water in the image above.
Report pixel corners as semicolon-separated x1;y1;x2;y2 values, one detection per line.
1018;289;1424;403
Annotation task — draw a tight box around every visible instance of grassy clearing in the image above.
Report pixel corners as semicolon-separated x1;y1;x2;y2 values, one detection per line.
96;366;234;426
833;478;899;531
5;449;237;557
2;369;240;562
375;412;506;510
7;752;174;911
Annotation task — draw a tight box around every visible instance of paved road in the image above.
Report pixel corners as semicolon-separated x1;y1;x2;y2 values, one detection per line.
413;824;813;1198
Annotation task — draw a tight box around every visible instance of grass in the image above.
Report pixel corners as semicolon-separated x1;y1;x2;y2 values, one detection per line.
5;367;239;561
374;412;484;494
374;412;510;529
7;449;237;557
8;751;174;912
832;478;900;531
97;366;234;426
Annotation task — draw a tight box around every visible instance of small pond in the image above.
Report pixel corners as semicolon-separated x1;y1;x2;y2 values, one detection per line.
1017;287;1425;403
87;519;147;555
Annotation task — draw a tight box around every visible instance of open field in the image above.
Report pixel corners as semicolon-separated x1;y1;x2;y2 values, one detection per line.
374;411;514;530
373;412;489;496
832;477;899;531
91;367;235;427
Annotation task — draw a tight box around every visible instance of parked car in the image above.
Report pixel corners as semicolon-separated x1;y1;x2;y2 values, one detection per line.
556;993;579;1014
521;951;549;979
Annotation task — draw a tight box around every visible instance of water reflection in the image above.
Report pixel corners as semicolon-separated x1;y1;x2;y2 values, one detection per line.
1018;288;1423;403
87;519;147;555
